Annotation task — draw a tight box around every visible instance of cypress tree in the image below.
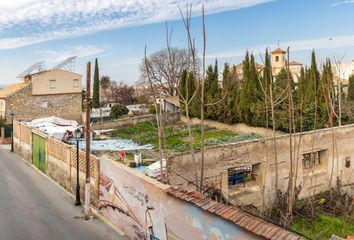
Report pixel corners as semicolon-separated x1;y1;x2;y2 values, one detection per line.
178;70;199;117
238;51;251;124
204;60;220;120
249;54;263;126
218;64;239;124
92;58;100;108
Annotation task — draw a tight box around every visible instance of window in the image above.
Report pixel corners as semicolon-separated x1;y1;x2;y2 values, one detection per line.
73;79;79;88
49;79;56;89
228;164;253;186
302;151;320;169
275;56;279;62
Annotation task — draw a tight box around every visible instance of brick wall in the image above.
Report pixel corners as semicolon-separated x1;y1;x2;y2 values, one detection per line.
5;84;82;124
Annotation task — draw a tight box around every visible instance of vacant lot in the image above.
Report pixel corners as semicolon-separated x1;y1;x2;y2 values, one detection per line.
109;121;260;153
292;213;354;240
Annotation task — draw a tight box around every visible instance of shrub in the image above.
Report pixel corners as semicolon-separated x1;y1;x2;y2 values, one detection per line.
148;104;161;114
110;104;129;119
0;118;6;128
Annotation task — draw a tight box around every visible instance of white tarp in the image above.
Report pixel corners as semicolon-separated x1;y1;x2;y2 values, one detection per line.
28;116;78;140
78;139;153;152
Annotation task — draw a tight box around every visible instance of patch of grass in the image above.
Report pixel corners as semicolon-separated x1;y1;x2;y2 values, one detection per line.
109;121;260;153
292;214;354;240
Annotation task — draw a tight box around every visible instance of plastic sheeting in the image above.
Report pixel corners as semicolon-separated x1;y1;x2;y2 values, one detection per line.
78;139;153;152
135;159;166;179
27;116;78;140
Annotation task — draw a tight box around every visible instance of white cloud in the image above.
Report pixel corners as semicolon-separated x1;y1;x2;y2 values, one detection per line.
207;34;354;59
0;0;273;49
38;44;105;63
330;0;354;7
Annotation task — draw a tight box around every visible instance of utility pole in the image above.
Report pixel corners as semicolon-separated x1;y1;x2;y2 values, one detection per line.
84;62;91;220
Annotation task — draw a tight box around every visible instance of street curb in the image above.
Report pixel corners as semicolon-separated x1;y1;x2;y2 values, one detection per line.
91;207;125;236
9;151;126;237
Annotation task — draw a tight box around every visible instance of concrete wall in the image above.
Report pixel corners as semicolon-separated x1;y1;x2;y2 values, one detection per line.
99;157;261;240
13;121;100;205
92;112;180;130
5;84;81;124
168;124;354;208
31;69;82;95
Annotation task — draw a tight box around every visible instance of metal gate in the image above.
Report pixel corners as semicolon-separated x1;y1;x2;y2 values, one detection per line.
32;134;46;173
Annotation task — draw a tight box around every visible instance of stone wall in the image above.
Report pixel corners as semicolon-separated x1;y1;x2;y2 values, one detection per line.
168;124;354;208
180;116;285;137
5;84;82;124
91;112;180;130
13;121;100;205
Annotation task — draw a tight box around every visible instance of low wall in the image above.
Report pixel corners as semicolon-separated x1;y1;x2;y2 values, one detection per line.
13;121;100;205
180;116;285;137
98;157;261;240
92;112;180;130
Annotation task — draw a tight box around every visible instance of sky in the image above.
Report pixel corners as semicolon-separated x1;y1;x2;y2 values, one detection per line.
0;0;354;86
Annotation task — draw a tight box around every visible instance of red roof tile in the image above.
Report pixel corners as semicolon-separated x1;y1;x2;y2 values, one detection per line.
165;188;306;240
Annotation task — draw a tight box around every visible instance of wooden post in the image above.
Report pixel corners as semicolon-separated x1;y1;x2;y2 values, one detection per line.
84;62;91;220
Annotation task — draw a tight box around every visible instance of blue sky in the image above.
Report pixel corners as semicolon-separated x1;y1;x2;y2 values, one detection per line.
0;0;354;86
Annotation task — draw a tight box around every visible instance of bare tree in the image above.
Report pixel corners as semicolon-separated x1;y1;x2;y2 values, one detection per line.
179;4;207;191
110;81;136;105
140;47;196;97
332;54;346;126
165;19;200;187
144;47;166;183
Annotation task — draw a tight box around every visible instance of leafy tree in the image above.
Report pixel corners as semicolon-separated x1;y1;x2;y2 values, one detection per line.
348;75;354;101
100;75;111;90
92;58;100;108
110;104;129;119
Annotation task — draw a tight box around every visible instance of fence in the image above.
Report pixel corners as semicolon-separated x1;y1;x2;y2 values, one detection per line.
13;120;100;205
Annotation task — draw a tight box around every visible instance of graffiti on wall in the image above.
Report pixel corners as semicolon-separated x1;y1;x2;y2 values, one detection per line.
98;159;260;240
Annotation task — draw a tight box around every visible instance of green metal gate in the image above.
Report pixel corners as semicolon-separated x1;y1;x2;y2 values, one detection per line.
32;134;46;173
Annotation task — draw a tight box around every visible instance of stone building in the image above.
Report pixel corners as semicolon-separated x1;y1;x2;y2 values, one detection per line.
0;68;82;123
232;47;303;83
168;124;354;209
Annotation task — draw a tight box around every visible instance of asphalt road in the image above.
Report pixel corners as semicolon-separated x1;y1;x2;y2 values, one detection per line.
0;146;127;240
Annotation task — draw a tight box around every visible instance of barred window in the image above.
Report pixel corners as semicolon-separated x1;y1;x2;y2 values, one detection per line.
303;152;320;169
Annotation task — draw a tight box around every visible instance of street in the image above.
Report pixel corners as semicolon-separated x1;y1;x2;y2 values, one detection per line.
0;146;127;240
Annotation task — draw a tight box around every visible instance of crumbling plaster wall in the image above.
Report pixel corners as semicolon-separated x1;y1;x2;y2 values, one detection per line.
168;124;354;208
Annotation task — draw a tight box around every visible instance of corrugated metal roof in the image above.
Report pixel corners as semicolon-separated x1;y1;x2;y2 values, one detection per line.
166;188;305;240
0;82;29;99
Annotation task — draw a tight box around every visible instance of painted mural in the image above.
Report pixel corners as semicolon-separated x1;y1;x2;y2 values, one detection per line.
99;158;260;240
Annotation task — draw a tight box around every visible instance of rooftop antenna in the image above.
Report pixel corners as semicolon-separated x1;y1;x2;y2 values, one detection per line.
16;61;45;78
277;40;280;48
53;56;77;72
